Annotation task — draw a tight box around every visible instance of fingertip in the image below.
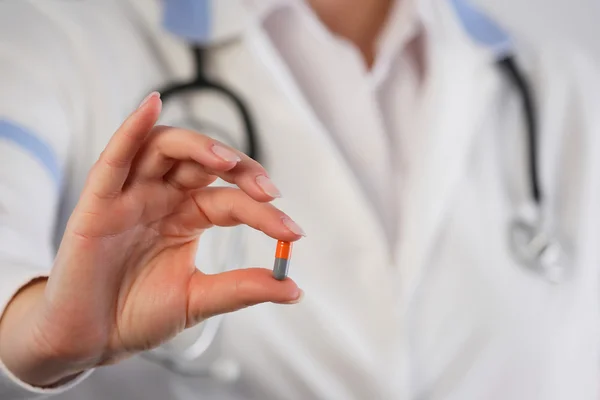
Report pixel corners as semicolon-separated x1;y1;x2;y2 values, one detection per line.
251;191;280;204
255;175;282;199
279;288;304;305
211;144;242;164
189;268;301;316
138;91;161;109
203;144;243;173
273;231;304;243
135;92;163;125
281;216;306;237
222;176;279;205
290;234;305;242
262;212;306;242
239;268;301;303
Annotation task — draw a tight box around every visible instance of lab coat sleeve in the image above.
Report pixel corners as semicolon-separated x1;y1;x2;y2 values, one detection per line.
0;2;94;397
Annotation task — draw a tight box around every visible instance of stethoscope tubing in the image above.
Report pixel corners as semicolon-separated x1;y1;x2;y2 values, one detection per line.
158;46;260;161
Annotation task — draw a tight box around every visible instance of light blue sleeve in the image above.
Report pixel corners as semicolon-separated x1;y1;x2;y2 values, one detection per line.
0;1;90;398
0;120;62;186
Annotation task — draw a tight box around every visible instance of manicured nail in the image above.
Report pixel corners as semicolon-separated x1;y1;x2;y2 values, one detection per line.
212;144;242;163
139;91;160;108
283;289;304;305
256;175;282;198
282;217;306;236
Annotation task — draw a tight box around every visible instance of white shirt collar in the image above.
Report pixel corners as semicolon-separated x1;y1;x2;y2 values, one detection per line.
242;0;425;83
243;0;424;49
160;0;514;64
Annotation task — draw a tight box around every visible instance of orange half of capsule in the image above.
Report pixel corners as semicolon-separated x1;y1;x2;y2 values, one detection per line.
275;240;293;259
273;241;293;280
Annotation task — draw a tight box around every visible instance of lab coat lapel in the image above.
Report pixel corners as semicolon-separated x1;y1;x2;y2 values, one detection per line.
397;40;502;309
244;23;391;254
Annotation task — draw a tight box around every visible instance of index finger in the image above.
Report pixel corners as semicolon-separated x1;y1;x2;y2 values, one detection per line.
88;92;162;198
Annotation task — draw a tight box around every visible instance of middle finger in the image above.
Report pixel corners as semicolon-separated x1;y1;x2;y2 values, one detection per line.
131;126;279;201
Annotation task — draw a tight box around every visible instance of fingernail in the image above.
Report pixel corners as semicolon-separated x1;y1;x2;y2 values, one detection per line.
212;144;242;163
139;91;160;109
283;289;304;305
282;217;306;237
256;175;282;198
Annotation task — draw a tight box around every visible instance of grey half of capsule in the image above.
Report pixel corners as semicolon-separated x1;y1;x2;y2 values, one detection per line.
273;257;291;280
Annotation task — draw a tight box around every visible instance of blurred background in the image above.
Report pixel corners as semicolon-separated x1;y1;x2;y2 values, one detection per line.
476;0;600;61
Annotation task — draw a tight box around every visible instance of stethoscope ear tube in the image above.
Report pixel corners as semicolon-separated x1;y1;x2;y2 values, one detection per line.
497;56;541;205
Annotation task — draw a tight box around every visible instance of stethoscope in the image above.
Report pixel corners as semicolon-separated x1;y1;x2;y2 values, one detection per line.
497;56;570;284
139;39;570;380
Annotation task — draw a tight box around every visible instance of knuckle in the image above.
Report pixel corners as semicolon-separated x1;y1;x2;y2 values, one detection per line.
102;156;130;169
233;278;244;299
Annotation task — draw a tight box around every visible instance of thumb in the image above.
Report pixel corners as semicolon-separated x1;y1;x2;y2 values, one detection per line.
186;268;303;326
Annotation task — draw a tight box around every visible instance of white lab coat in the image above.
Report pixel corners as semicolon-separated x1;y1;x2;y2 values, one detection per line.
1;0;600;399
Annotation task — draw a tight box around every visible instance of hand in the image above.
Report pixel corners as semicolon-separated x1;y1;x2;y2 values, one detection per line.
0;93;304;387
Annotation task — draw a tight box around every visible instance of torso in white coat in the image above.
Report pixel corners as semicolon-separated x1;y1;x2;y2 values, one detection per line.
4;0;600;399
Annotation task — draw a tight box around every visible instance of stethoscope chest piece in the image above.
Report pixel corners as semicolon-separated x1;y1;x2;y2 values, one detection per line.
509;215;570;284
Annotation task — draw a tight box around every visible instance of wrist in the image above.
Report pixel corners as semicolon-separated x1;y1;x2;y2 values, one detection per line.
0;279;88;387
